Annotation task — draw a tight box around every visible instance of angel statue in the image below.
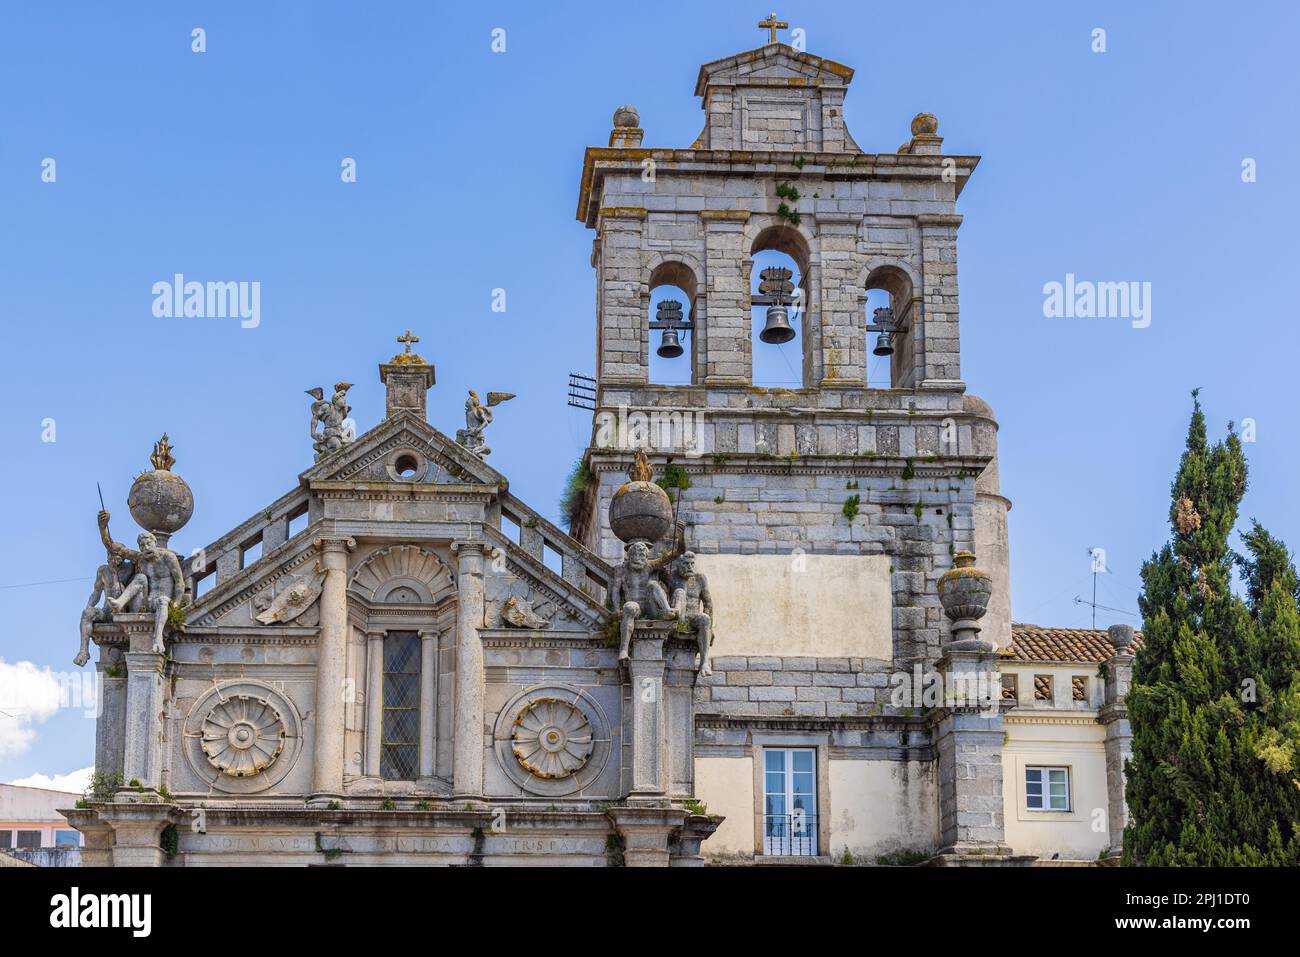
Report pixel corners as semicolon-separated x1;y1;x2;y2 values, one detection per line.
307;382;355;461
455;389;515;459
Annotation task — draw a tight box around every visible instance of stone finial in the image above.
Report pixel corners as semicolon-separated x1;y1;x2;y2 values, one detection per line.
937;551;993;650
149;434;175;472
610;451;673;545
1107;623;1135;655
379;333;436;421
911;112;938;136
390;329;428;366
901;112;943;156
128;435;193;541
609;105;644;148
627;449;654;482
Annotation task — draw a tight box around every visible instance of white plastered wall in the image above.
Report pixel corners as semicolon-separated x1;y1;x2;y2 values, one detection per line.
695;554;893;659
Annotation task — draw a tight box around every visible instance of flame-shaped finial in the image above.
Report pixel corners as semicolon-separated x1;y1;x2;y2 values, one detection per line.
150;434;175;472
627;449;654;483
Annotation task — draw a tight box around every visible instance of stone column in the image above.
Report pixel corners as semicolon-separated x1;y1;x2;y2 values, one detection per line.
699;211;752;385
117;613;166;793
916;213;964;390
94;644;127;779
930;551;1016;862
627;633;668;801
1100;624;1135;863
931;650;1007;856
813;214;865;386
418;628;438;780
597;209;649;385
310;537;354;804
363;629;384;780
452;541;486;801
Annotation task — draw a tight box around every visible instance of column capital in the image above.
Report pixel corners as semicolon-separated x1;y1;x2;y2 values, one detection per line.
365;629;386;642
314;536;356;555
450;540;486;556
122;650;167;674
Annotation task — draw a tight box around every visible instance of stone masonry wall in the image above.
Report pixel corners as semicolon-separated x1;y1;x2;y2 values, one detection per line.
696;655;893;719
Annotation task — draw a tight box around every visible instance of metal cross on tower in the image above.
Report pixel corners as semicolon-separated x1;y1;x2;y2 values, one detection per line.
757;11;788;44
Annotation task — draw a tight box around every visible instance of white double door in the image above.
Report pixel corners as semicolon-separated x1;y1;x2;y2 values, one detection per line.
763;748;817;856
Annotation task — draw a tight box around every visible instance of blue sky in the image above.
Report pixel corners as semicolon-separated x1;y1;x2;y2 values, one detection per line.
1;0;1297;785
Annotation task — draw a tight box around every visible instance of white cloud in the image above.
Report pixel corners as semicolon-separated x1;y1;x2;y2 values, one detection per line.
7;766;94;794
0;658;67;757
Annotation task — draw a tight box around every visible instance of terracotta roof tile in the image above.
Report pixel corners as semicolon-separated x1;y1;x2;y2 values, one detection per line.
1008;624;1144;664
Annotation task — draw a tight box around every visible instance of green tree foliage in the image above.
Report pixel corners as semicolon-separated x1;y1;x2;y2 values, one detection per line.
1124;394;1300;864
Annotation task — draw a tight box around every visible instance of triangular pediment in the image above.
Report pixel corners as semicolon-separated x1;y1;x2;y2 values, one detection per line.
300;411;505;488
694;43;854;96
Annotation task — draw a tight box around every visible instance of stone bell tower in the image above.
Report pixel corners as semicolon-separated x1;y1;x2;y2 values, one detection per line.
568;23;1019;863
572;31;1012;657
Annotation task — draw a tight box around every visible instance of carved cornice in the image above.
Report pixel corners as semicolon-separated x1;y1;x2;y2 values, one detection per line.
696;714;931;734
586;451;991;481
176;635;321;647
480;634;599;649
312;483;498;504
1004;712;1101;727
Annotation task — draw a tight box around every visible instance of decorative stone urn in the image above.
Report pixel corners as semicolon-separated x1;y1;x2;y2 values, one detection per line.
127;434;193;546
1107;623;1135;655
609;450;674;545
938;550;993;650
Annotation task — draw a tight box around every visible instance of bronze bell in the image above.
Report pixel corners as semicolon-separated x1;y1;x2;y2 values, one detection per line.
657;327;684;358
760;304;796;344
873;331;894;357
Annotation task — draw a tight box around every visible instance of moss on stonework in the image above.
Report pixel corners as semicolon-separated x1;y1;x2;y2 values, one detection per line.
559;458;595;530
166;601;186;633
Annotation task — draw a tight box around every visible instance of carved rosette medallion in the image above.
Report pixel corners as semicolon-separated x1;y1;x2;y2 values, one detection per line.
511;698;594;779
201;694;287;777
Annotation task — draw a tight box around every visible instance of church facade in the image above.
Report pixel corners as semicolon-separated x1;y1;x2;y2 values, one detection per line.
65;33;1134;867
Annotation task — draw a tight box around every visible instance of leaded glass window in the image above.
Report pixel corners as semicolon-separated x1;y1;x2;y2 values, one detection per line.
381;631;420;780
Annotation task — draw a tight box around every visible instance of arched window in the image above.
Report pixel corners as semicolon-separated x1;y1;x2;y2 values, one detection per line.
864;265;916;389
750;225;810;388
646;260;698;385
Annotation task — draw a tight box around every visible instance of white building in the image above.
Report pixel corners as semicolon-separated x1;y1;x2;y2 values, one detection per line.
1;783;83;866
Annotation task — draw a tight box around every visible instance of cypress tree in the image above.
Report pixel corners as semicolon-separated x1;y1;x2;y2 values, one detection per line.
1124;393;1300;864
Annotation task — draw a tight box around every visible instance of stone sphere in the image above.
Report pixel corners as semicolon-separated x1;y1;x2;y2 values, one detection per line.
911;112;938;136
128;469;194;535
613;105;641;129
609;480;674;544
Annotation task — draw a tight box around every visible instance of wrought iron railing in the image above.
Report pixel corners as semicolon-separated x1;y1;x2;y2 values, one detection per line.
763;814;819;857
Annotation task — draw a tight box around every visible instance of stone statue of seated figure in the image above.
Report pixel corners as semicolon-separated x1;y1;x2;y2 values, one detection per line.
98;510;186;655
669;551;713;677
75;540;135;667
610;540;677;664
